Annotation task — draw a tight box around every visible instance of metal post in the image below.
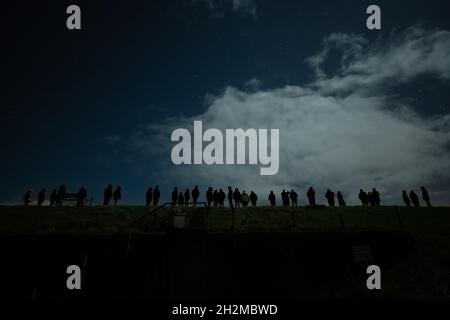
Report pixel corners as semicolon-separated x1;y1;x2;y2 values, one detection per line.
31;284;38;299
33;212;40;233
205;203;209;230
394;206;404;229
292;211;296;231
338;213;346;229
231;206;235;231
126;230;133;255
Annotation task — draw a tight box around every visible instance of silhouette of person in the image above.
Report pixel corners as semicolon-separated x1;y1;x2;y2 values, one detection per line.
192;186;199;207
290;190;298;207
286;190;292;206
171;187;178;207
50;189;58;207
250;191;258;206
58;185;66;207
281;190;289;206
337;191;346;207
23;190;33;206
178;192;184;207
37;188;46;206
113;186;122;206
153;185;161;206
325;189;335;206
218;189;225;207
367;192;375;206
372;188;380;206
241;191;249;207
359;189;369;206
77;186;87;207
206;187;213;207
307;187;316;207
227;186;234;208
233;188;241;208
104;184;113;206
268;191;276;208
421;186;432;207
184;188;190;207
146;187;153;206
213;189;219;207
410;190;420;207
402;190;411;207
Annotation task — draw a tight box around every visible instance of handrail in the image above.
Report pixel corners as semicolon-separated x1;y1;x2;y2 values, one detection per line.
78;202;209;289
394;205;404;229
120;201;209;233
120;202;171;233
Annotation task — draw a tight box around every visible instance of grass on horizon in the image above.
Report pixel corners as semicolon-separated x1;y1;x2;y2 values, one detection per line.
0;205;448;235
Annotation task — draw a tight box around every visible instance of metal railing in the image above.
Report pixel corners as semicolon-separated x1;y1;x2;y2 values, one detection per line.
120;201;209;234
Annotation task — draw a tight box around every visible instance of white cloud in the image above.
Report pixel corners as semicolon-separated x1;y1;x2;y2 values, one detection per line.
130;26;450;205
308;27;450;95
244;78;263;90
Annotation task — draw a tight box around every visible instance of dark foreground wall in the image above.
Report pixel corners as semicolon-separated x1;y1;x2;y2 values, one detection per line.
0;230;414;299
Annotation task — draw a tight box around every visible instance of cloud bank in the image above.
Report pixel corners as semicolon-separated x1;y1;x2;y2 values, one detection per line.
129;26;450;204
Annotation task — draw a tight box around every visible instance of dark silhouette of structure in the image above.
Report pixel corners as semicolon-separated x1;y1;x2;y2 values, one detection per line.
268;191;276;207
104;184;113;206
410;190;420;207
77;186;87;207
358;189;369;206
307;187;316;207
37;189;46;206
325;189;335;206
113;186;122;206
421;186;432;207
153;185;161;206
192;186;199;207
57;185;66;207
337;191;346;207
50;189;58;207
250;191;258;206
23;190;32;206
290;190;298;207
145;187;153;206
402;190;411;207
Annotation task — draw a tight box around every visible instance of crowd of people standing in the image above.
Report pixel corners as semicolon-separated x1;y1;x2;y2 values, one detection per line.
21;184;433;208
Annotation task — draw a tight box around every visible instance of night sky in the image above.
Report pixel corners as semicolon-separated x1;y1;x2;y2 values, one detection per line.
2;0;450;205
